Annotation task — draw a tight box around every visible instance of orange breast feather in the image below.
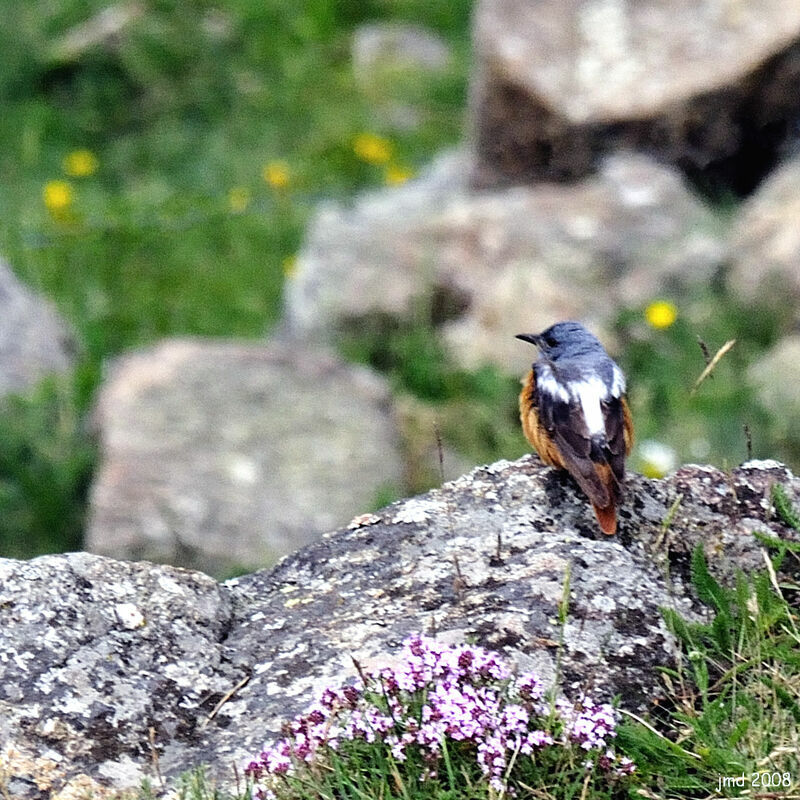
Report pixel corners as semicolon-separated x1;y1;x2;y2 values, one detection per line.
519;369;564;469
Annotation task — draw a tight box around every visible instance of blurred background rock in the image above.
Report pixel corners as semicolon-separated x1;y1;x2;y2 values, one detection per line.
1;0;798;576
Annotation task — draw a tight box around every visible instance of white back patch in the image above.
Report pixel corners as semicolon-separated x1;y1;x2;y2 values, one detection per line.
571;375;610;436
537;364;570;403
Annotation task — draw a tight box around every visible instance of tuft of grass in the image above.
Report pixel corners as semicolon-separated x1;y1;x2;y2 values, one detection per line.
618;539;800;797
772;482;800;532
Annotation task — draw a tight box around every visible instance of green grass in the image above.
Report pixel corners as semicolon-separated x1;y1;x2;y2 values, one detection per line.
619;545;800;796
616;292;794;473
1;0;471;351
0;375;94;558
0;0;471;559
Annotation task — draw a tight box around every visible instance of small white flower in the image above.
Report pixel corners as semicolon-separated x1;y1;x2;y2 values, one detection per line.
638;439;678;478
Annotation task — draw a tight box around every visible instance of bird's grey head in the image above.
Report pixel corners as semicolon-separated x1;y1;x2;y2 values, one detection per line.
515;321;606;360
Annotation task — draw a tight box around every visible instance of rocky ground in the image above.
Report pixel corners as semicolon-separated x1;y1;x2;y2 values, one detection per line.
2;457;798;798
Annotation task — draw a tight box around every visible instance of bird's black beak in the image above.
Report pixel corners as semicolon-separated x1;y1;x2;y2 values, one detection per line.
515;333;541;347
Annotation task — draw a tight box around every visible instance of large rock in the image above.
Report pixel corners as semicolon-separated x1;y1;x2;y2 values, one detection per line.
86;337;403;576
728;155;800;322
2;458;798;797
285;150;726;373
749;334;800;450
0;258;76;397
470;0;800;193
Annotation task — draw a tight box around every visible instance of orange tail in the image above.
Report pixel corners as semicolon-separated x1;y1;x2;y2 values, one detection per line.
592;502;618;535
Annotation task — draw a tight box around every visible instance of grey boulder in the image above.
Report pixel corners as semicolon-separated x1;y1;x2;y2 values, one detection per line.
86;337;403;576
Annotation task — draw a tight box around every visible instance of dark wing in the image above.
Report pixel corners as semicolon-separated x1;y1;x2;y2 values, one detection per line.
601;395;628;484
534;363;615;510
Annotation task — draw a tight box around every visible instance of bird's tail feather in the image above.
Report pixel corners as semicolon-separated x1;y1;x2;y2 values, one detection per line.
592;502;618;535
590;461;620;534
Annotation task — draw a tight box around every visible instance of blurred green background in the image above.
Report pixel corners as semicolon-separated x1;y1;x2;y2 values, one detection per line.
0;0;793;561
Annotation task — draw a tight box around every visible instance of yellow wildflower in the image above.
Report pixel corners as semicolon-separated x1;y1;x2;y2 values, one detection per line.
353;132;392;165
43;180;74;214
263;161;290;190
384;164;414;186
282;255;298;279
62;149;98;178
644;300;678;330
228;186;251;213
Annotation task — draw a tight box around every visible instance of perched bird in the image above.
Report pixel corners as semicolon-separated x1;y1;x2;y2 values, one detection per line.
516;321;633;534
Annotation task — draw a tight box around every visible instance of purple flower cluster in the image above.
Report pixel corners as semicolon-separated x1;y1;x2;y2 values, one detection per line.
556;697;636;775
245;635;634;798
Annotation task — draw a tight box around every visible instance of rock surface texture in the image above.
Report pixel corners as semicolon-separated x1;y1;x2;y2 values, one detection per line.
85;337;403;576
0;258;76;398
471;0;800;192
728;154;800;321
2;458;798;798
285;150;725;373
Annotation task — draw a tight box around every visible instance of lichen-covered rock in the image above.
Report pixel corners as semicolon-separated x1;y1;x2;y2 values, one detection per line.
1;459;797;797
0;554;236;796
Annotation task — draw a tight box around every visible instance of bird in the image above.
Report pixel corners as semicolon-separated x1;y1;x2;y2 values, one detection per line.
516;321;633;535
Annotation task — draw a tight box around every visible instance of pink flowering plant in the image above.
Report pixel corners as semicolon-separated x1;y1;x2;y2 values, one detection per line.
245;635;636;799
